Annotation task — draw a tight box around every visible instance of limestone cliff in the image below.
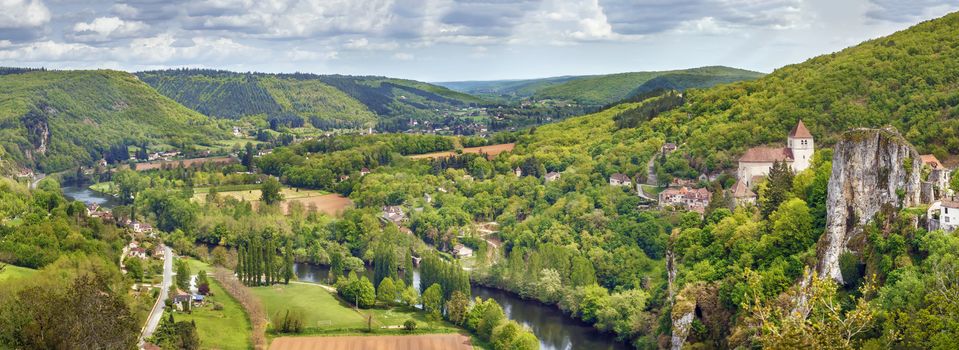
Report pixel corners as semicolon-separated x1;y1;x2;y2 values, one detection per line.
815;127;921;284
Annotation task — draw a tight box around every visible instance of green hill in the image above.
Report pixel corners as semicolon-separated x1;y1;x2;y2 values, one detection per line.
136;70;488;128
527;12;959;174
0;69;224;172
434;76;581;101
436;66;763;105
532;66;764;105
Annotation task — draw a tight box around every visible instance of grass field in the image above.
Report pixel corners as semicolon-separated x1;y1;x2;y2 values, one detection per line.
408;143;515;160
193;186;352;217
183;257;212;274
251;283;460;335
269;334;473;350
0;264;37;281
173;278;252;350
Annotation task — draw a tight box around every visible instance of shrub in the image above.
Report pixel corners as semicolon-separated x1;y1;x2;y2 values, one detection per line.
403;319;417;332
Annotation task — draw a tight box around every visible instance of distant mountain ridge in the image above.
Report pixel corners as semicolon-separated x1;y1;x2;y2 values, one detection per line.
435;66;765;105
136;69;487;128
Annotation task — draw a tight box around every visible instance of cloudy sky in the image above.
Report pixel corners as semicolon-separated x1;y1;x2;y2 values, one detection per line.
0;0;957;81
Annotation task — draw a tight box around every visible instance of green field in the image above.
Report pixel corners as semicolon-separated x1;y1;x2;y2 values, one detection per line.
192;186;328;203
173;278;252;350
182;257;212;274
0;264;37;282
251;282;460;335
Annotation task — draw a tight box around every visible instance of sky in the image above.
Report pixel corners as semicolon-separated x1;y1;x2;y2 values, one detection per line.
0;0;957;82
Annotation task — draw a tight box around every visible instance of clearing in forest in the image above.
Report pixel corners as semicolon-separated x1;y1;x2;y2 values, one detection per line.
408;143;515;159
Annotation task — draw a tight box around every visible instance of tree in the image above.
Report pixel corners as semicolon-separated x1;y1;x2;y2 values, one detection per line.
403;319;418;332
401;285;419;308
760;160;794;218
446;290;470;326
477;299;506;340
126;258;144;282
355;277;376;309
283;240;294;284
422;283;444;320
176;259;191;291
243;142;255;172
491;320;521;350
511;332;540;350
261;177;283;205
377;277;396;306
373;244;397;288
403;250;414;286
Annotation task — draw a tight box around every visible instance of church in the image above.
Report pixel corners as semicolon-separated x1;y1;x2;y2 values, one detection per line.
736;120;815;188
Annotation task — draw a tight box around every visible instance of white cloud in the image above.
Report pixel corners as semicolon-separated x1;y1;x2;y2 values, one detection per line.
110;4;139;19
71;17;148;42
0;0;50;28
392;52;413;60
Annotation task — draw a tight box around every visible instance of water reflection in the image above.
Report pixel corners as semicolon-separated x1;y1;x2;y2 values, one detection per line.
61;186;120;208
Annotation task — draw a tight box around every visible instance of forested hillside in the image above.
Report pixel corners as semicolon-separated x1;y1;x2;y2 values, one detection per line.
136;70;487;130
643;12;959;172
0;69;224;172
437;66;763;105
434;76;580;102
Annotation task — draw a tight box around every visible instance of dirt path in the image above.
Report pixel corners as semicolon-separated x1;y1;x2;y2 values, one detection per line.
270;334;473;350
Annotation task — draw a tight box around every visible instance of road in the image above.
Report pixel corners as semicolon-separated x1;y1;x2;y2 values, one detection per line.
29;173;46;189
140;245;173;347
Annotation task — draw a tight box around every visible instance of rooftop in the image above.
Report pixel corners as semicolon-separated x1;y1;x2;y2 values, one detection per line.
789;120;813;138
739;147;793;163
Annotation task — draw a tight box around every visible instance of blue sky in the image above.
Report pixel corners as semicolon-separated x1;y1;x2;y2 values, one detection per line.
0;0;957;81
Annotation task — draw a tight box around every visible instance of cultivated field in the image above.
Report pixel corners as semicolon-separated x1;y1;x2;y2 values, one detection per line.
193;187;352;217
269;334;473;350
408;143;515;159
129;156;238;171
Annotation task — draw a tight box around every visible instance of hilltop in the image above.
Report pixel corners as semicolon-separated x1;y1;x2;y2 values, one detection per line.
0;69;224;172
436;66;764;105
136;70;488;128
537;12;959;174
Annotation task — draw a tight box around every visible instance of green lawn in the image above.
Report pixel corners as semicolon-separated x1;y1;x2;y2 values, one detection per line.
89;181;116;194
0;264;37;281
173;278;251;350
182;257;212;274
251;282;461;335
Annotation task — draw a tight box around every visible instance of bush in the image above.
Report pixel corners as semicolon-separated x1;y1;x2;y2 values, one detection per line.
403;319;417;332
271;308;305;334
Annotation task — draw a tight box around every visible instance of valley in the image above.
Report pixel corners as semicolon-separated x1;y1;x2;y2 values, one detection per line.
2;5;959;350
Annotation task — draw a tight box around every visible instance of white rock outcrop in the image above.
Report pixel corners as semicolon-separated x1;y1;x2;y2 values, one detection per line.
816;127;921;284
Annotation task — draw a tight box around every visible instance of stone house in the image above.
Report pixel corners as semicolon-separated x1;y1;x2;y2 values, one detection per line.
610;173;632;187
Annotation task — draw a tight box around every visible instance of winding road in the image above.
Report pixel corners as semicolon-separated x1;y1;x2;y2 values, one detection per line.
139;245;173;347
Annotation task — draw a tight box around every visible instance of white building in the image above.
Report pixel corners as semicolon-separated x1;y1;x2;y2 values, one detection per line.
737;120;815;187
610;173;632;187
941;200;959;232
545;172;561;182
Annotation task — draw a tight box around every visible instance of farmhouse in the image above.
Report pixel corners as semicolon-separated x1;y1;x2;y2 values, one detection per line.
360;167;371;176
545;172;561;182
609;173;632;187
731;180;757;205
658;186;712;213
452;244;474;258
382;205;405;224
737;120;814;187
128;247;148;259
940;200;959;232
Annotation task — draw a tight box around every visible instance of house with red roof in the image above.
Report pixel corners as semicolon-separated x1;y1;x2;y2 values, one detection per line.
737;120;815;187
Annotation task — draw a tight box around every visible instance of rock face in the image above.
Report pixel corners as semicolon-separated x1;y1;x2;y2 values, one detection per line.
816;127;921;284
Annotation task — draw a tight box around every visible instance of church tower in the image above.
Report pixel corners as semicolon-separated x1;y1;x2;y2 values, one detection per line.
787;120;814;172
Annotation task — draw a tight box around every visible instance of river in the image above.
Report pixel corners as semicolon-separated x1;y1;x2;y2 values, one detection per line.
293;262;630;350
61;185;120;208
